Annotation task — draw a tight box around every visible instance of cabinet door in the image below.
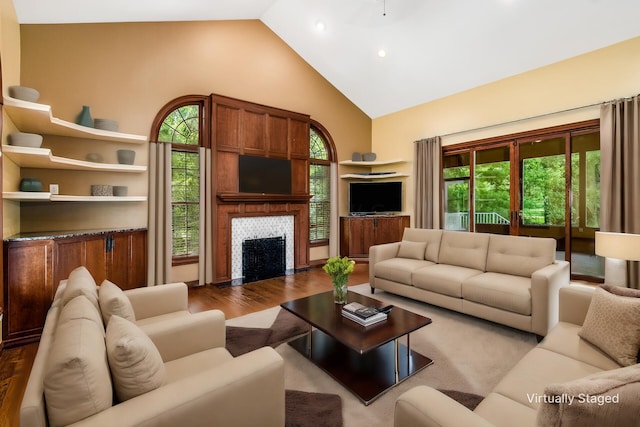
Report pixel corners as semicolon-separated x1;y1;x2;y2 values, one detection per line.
374;216;409;245
3;240;54;344
107;230;147;290
54;236;107;287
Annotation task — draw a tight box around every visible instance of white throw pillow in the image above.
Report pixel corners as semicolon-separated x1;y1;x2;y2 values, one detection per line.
58;294;105;332
106;315;165;402
62;266;99;312
99;279;136;325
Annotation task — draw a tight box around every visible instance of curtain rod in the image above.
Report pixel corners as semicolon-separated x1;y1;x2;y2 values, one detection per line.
438;101;603;139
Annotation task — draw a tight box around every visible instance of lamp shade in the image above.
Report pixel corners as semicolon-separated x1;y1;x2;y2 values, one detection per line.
595;232;640;261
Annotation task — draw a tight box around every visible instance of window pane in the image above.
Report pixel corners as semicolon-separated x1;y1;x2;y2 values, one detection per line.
171;149;200;257
159;105;200;145
443;153;470;231
310;163;330;241
310;128;328;160
474;146;510;234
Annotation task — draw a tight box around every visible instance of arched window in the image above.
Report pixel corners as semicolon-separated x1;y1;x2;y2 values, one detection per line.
152;97;206;265
309;122;336;244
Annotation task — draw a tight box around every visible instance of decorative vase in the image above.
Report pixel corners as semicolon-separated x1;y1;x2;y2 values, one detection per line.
76;105;94;127
332;279;348;304
117;149;136;165
20;178;43;192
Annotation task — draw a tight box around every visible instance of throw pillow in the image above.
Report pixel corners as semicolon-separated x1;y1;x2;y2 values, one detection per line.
600;283;640;298
537;363;640;427
58;294;105;332
62;266;99;312
99;279;136;325
578;287;640;366
106;315;165;402
397;241;427;260
44;318;112;427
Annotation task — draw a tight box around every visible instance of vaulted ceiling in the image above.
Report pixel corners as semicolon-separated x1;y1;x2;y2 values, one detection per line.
13;0;640;118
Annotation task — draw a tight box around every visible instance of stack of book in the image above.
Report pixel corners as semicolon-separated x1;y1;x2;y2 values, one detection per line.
341;302;387;326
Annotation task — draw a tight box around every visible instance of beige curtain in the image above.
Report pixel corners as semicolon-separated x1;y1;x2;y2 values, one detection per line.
600;95;640;289
147;142;172;286
198;147;214;285
414;137;441;229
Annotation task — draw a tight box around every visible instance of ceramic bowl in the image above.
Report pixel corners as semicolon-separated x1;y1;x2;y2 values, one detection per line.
86;153;104;163
363;152;377;161
113;186;128;197
8;132;43;148
9;85;40;102
20;178;43;192
91;184;113;197
94;118;119;132
117;149;136;165
351;152;363;162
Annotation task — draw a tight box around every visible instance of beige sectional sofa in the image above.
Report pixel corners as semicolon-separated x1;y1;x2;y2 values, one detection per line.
369;228;570;336
395;285;640;426
21;266;284;427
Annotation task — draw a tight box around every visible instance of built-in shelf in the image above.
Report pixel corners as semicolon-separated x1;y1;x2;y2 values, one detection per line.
2;145;146;172
339;158;406;166
340;172;409;179
3;192;147;202
3;96;147;144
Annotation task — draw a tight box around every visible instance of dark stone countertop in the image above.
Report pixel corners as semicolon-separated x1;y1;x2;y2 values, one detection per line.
4;227;147;242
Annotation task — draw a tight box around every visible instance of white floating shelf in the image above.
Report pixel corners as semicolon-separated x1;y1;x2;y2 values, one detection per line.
339;158;406;166
3;96;147;144
340;173;409;179
3;192;147;202
2;145;146;172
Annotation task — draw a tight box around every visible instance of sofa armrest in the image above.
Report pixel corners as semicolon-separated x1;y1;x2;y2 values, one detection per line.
558;285;595;326
530;260;569;336
69;347;284;427
395;386;495;427
369;242;401;287
139;310;226;362
125;282;188;320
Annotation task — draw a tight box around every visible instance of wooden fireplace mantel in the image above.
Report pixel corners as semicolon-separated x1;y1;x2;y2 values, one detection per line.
217;193;312;203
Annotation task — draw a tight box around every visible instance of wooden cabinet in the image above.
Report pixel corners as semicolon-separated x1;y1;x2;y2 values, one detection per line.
2;228;147;347
340;215;410;259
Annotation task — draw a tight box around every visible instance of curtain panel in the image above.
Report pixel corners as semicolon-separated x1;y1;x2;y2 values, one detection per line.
600;95;640;288
414;137;442;229
147;141;172;286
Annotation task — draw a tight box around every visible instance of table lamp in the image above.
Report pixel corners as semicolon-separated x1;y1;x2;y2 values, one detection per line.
595;231;640;287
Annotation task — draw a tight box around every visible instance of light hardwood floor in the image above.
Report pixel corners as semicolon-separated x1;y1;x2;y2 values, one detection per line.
0;263;370;427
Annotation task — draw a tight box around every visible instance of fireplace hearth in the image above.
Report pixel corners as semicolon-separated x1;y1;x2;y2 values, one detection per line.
242;236;286;283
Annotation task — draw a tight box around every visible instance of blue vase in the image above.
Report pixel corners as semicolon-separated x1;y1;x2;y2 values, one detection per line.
76;105;93;127
20;178;43;192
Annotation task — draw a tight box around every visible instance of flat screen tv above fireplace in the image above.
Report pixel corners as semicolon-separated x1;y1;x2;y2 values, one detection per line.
239;155;292;195
349;181;402;215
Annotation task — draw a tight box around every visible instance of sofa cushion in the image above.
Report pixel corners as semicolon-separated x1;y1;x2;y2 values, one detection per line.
44;318;112;427
438;231;490;271
485;234;556;277
61;266;99;312
99;279;136;325
474;392;538;427
164;347;233;384
578;287;640;366
58;294;105;332
537;363;640;427
106;315;166;402
374;258;435;285
402;228;443;262
462;272;532;316
539;322;622;371
397;241;427;260
492;347;604;410
413;264;482;298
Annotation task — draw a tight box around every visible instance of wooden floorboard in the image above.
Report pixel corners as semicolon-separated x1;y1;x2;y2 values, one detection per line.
0;263;370;426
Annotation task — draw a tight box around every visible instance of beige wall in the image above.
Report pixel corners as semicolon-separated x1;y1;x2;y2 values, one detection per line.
8;20;371;279
372;36;640;225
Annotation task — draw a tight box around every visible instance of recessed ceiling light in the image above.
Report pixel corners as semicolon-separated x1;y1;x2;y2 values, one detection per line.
315;21;326;32
378;49;387;58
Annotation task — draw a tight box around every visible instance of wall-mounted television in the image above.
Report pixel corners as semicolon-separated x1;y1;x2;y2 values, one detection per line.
349;181;402;215
239;155;292;195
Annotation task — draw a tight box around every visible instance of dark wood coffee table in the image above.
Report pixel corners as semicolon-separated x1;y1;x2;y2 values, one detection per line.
280;290;433;405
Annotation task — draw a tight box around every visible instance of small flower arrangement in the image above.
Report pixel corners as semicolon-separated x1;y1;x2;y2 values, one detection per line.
323;256;355;304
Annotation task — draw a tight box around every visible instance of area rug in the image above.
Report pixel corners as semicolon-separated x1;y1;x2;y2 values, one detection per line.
226;284;537;427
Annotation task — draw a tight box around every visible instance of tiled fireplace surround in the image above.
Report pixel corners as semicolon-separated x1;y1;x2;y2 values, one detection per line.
231;215;295;282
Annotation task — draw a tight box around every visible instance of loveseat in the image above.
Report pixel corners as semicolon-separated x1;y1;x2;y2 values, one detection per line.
20;266;284;427
395;285;640;426
369;228;570;336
